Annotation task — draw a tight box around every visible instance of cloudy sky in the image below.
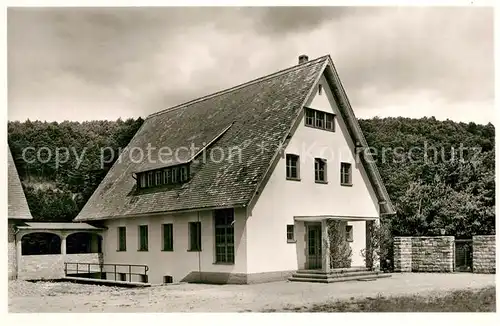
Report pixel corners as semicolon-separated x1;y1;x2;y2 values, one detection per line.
8;7;494;123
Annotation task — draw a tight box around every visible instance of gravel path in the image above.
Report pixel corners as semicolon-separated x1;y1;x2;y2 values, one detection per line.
8;273;495;312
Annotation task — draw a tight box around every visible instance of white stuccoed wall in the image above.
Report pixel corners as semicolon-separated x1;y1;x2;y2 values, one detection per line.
102;208;247;284
246;74;379;273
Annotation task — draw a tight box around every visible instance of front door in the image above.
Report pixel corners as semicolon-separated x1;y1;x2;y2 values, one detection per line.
307;223;322;269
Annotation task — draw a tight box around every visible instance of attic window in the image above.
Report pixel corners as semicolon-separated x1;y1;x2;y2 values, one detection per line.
304;107;335;132
137;164;190;190
318;84;323;95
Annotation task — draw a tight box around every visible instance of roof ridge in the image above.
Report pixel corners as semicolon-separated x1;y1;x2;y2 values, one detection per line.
148;55;330;119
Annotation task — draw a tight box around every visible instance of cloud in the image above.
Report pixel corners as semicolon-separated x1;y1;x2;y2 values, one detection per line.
7;7;494;123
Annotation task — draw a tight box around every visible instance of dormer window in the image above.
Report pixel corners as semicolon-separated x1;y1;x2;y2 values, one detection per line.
137;164;190;190
147;172;154;187
155;171;162;186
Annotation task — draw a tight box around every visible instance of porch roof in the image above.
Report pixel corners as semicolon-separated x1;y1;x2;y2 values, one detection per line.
294;215;378;222
16;222;105;231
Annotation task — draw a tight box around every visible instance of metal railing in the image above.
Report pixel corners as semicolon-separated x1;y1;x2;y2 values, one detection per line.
64;262;149;283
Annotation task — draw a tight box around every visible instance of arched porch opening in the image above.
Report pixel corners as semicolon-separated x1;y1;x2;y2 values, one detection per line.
21;232;61;255
66;232;102;254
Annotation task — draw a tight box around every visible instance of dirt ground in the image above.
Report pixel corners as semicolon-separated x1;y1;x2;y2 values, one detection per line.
8;273;495;312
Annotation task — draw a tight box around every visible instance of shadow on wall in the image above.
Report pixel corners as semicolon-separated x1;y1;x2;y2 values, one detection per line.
21;232;61;255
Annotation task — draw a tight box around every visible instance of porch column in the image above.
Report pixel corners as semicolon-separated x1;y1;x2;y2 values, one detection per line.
16;232;22;279
61;234;67;255
365;220;380;271
321;219;331;273
365;220;374;269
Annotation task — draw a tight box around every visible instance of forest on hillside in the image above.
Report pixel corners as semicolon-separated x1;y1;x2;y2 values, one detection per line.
8;116;495;238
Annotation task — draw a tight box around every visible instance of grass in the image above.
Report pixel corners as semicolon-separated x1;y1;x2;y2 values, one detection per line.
267;286;496;312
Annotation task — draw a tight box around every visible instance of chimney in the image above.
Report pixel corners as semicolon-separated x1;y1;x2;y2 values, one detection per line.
298;54;309;64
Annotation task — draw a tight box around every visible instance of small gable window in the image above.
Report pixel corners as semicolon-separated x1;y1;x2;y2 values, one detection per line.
304;107;335;132
286;154;300;180
315;158;327;183
318;84;323;95
340;162;352;186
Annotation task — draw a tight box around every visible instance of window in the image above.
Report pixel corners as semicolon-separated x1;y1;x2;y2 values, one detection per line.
164;169;171;184
315;111;325;129
139;174;146;188
180;166;188;182
138;225;148;251
214;209;235;263
318;84;323;95
155;171;162;186
172;167;179;183
286;154;300;180
315;158;327;183
117;227;126;251
287;225;295;243
162;223;173;251
325;114;334;131
304;108;335;132
189;222;202;251
118;273;127;282
340;162;352;185
137;164;190;189
147;172;154;187
346;225;353;242
305;108;315;126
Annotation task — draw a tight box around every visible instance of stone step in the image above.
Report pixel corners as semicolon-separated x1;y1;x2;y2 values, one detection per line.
292;270;381;279
296;267;368;274
288;273;392;284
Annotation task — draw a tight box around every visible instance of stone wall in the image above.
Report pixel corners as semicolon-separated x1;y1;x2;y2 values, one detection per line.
393;237;412;272
473;235;495;274
8;222;16;280
393;236;454;272
411;237;454;272
18;253;102;280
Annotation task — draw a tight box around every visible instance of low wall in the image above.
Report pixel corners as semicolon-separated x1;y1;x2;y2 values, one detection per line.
8;222;16;280
473;235;495;274
393;237;412;272
18;253;102;280
394;236;454;272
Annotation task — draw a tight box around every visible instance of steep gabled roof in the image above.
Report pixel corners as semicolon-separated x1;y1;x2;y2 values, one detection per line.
75;55;394;221
322;57;395;215
8;148;33;220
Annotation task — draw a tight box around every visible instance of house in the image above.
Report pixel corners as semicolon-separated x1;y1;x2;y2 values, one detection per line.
8;148;105;281
75;54;395;284
8;148;33;279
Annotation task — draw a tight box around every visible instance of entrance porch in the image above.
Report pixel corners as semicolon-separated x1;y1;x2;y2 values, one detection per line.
289;215;391;283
